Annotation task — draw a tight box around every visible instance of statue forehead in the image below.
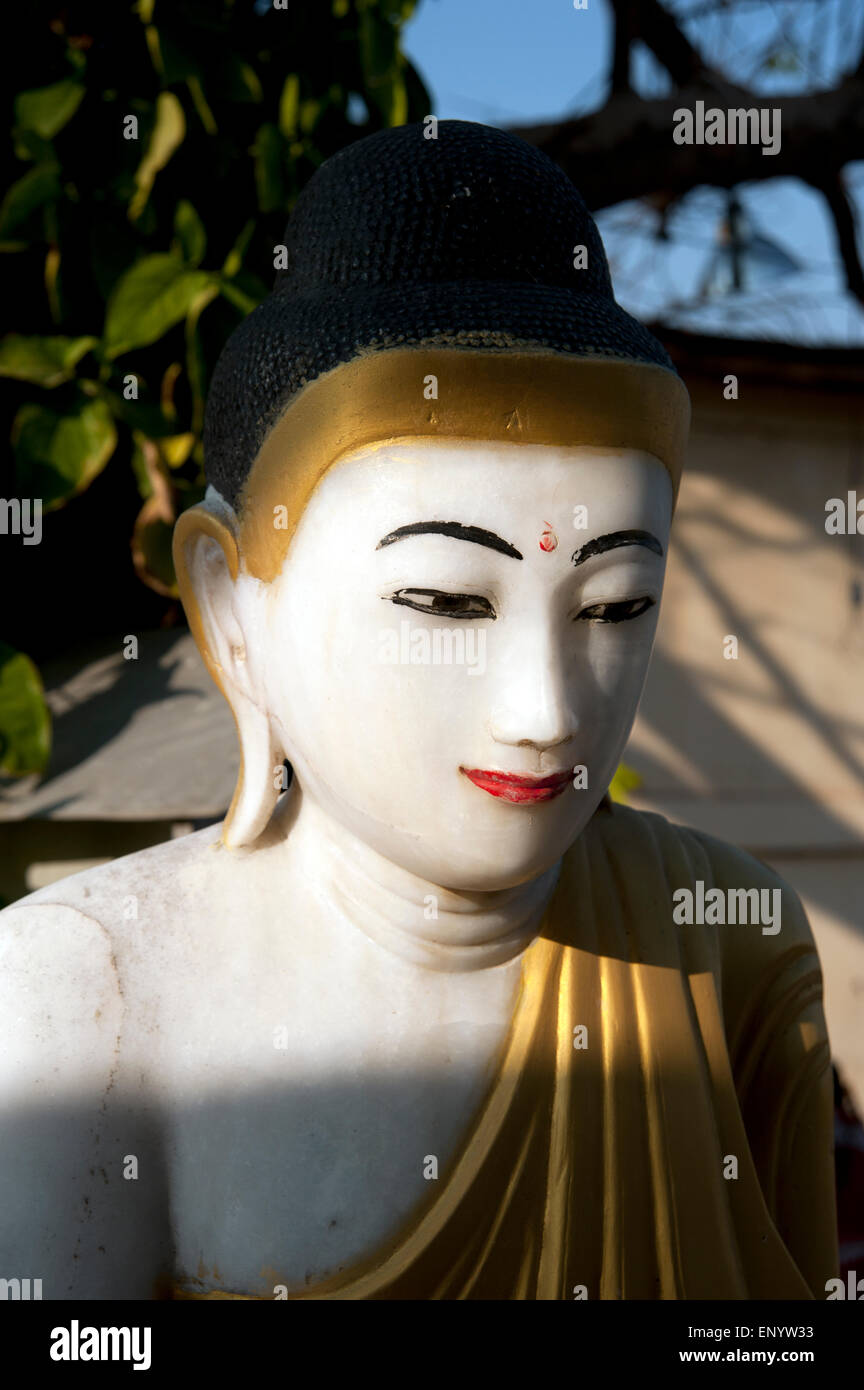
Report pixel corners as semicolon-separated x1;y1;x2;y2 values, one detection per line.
294;439;671;515
313;436;663;475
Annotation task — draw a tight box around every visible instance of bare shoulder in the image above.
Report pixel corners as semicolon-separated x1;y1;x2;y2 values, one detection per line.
0;825;228;1043
0;899;123;1087
7;820;225;927
0;828;227;1298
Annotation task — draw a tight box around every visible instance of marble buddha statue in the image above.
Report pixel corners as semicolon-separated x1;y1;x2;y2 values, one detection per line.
0;121;837;1301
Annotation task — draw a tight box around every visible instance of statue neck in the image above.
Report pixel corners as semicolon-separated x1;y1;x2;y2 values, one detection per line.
272;789;560;973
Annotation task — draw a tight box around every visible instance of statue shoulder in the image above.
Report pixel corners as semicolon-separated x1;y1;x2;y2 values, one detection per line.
584;801;818;962
0;825;226;1104
608;805;822;1027
7;820;224;924
0;831;227;1297
665;818;817;954
583;805;827;1081
0;899;123;1080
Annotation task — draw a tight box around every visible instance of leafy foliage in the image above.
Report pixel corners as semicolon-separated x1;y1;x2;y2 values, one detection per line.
0;643;51;776
0;0;430;773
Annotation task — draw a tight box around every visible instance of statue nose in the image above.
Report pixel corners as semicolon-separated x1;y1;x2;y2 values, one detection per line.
487;643;579;752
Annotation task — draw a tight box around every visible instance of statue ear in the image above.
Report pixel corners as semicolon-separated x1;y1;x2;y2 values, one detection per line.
173;505;282;849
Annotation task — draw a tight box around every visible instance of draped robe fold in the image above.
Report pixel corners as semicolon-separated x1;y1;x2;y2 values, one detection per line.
173;805;837;1300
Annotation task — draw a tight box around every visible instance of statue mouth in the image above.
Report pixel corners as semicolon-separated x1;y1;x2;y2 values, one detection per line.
460;767;573;804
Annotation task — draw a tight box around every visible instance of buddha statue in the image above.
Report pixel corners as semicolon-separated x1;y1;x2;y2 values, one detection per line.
0;121;837;1301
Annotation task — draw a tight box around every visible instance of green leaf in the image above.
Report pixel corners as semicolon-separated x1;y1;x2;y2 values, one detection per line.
186;75;217;135
174;199;206;267
128;91;186;222
219;279;259;315
185;283;220;436
382;71;408;126
103;254;213;358
253;124;285;214
160;433;195;467
131;430;155;499
359;10;398;83
239;62;263;104
133;511;178;595
299;97;327;136
231;267;269;304
102;392;178;439
279;75;300;139
0;643;51;777
221;219;254;278
0;163;60;237
0;334;97;388
358;10;409;125
15;80;85;139
13;394;118;509
13;129;55;164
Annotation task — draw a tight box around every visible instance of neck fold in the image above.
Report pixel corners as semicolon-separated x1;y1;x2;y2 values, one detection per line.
277;791;561;972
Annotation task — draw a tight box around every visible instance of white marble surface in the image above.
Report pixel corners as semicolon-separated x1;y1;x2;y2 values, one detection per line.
0;442;673;1297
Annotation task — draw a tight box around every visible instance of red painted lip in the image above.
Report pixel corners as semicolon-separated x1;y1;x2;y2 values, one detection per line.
460;767;573;804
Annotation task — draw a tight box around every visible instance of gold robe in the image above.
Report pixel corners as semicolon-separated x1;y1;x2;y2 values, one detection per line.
174;804;837;1300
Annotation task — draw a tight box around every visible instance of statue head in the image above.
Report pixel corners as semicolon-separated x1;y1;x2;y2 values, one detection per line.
174;120;689;890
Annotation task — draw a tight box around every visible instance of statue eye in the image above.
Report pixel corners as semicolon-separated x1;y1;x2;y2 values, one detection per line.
577;596;655;624
385;589;496;619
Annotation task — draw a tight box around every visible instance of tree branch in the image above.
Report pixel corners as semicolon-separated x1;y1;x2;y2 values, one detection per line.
509;66;864;212
633;0;712;87
813;171;864;307
511;0;864;315
610;0;636;94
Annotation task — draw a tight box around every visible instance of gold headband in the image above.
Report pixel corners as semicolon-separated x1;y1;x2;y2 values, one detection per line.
174;347;689;591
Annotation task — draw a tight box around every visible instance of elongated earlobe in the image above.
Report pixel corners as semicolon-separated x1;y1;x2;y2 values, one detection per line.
173;501;284;848
221;703;282;849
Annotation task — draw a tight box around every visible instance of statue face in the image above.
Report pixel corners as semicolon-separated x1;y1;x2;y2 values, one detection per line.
244;440;673;890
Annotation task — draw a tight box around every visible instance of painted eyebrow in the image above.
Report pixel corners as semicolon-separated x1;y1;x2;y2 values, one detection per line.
376;521;523;560
571;529;664;567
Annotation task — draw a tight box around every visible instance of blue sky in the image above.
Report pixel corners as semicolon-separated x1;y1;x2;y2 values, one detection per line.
403;0;613;127
402;0;864;345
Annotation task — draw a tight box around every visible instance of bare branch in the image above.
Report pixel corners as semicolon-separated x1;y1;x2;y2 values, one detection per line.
610;0;637;94
633;0;712;86
813;171;864;307
510;65;864;211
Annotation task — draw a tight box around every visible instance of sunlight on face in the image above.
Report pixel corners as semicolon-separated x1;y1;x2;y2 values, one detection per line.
255;440;673;890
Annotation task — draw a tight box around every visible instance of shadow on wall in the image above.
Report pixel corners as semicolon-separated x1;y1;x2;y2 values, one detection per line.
630;386;864;944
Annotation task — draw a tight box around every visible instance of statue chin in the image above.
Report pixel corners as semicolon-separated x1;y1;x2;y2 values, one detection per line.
280;760;610;895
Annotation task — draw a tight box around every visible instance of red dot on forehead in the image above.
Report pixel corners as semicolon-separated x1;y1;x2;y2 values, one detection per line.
539;524;558;552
